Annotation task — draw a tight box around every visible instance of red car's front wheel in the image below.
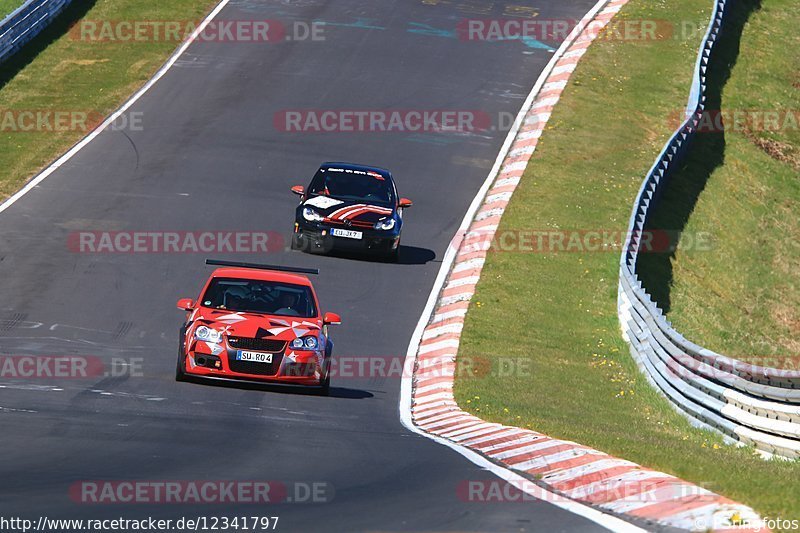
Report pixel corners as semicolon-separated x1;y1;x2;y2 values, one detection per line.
175;328;189;382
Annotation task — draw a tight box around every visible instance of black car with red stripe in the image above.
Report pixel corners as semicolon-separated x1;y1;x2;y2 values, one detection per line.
290;163;412;261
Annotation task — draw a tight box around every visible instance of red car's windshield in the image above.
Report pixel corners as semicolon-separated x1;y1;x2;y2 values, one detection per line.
201;278;317;318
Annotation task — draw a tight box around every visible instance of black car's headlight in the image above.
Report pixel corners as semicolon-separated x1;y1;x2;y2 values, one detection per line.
374;217;396;230
290;336;319;350
302;207;324;222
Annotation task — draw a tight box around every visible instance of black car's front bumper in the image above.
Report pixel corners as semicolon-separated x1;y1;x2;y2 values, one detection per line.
293;221;400;255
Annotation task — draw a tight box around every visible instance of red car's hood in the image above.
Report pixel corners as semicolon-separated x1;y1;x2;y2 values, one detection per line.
195;309;321;341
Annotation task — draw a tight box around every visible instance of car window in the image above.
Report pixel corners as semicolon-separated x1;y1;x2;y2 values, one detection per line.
308;167;395;206
201;278;317;318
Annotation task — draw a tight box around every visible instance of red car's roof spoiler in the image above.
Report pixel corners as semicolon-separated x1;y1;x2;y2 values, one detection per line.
205;259;319;275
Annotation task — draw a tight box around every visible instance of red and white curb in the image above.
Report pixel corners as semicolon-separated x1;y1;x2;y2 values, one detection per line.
400;0;765;531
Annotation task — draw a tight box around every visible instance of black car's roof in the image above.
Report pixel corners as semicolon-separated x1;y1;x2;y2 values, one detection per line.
318;162;393;179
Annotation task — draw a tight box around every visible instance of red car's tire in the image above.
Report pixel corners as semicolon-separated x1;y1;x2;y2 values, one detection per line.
318;376;330;396
176;329;188;382
175;354;188;382
317;356;331;396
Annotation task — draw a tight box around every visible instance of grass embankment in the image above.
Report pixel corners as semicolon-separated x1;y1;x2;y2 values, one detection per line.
0;0;219;200
638;0;800;368
454;0;800;522
1;1;23;18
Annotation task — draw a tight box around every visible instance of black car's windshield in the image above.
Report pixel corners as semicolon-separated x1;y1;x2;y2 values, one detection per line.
308;167;395;205
201;278;317;318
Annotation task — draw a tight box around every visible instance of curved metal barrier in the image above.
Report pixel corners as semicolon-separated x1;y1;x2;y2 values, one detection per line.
617;0;800;458
0;0;73;64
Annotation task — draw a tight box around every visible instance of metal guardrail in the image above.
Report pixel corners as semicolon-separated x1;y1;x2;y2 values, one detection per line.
617;0;800;458
0;0;72;65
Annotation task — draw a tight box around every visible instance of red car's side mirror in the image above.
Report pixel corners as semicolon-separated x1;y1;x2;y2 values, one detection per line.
323;312;342;325
398;198;413;208
176;298;194;311
291;185;305;196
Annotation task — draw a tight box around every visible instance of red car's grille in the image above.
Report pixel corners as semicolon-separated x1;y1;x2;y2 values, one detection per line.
226;337;286;376
228;354;284;376
227;337;286;352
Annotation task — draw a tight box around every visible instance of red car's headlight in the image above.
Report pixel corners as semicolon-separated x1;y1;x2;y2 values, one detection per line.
290;336;319;350
195;325;222;344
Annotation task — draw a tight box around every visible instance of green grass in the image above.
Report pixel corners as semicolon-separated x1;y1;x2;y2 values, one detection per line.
0;0;219;200
0;0;23;18
454;0;800;523
638;0;800;368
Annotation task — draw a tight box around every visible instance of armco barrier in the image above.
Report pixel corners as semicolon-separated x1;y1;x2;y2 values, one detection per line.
0;0;72;64
618;0;800;458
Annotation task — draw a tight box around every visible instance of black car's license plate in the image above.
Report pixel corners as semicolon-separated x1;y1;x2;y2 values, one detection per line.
331;228;362;239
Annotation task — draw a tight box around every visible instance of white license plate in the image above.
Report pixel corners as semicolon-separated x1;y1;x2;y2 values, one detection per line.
331;228;362;240
237;351;273;363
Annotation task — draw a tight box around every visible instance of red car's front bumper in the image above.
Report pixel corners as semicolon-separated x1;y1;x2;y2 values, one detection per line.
182;340;325;386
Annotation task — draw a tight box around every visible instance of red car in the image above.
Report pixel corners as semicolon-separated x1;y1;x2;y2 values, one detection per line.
175;260;341;395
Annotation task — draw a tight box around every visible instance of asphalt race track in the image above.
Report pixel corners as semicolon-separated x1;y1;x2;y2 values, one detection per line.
0;0;613;531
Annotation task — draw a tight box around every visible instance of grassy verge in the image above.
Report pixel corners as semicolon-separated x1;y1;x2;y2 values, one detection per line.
0;0;219;200
454;0;800;522
638;0;800;368
0;0;23;18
